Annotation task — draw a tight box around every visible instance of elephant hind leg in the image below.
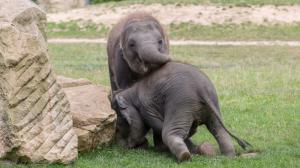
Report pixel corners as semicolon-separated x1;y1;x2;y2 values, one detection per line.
206;116;235;156
162;116;194;161
185;138;199;154
185;139;216;156
163;134;191;161
185;121;200;154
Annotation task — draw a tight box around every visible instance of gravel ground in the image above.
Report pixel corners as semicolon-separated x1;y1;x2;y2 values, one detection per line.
47;4;300;26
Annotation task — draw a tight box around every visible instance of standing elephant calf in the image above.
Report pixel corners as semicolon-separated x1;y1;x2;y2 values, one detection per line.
106;12;170;146
112;62;251;161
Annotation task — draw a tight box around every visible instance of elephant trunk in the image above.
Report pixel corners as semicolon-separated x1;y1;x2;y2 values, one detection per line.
138;43;170;65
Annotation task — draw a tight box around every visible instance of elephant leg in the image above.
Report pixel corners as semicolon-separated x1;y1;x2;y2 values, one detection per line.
162;113;193;162
206;116;235;156
185;121;199;154
140;108;167;151
153;131;168;152
162;133;191;162
185;139;199;154
132;137;149;149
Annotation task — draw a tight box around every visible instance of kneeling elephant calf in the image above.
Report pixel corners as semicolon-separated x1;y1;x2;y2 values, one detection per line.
112;62;252;161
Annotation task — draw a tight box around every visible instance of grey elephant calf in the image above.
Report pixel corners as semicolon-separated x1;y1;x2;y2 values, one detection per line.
112;62;251;161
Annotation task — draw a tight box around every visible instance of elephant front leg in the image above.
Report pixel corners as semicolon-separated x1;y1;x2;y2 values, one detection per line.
131;137;149;149
206;116;235;156
185;139;199;154
141;110;168;151
153;131;168;152
184;123;201;154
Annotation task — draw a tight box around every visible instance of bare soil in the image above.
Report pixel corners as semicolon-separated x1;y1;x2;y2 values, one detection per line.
47;4;300;26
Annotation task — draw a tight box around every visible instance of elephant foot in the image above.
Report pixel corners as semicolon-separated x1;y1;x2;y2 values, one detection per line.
155;143;169;152
223;150;236;157
164;135;191;162
178;151;191;162
197;141;216;156
137;138;149;149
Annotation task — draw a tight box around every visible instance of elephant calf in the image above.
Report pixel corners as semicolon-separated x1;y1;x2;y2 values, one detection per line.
106;12;170;146
112;62;251;161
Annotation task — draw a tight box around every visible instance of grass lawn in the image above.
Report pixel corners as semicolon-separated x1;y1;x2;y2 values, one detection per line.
48;22;300;41
1;44;299;167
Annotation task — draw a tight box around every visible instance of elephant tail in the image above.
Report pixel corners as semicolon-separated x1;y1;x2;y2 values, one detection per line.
204;98;252;150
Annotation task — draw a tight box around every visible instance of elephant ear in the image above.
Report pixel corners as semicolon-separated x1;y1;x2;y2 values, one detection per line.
110;90;125;110
120;110;132;126
115;95;134;125
116;95;128;109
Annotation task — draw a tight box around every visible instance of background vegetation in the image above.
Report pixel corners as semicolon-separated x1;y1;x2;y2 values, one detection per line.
48;22;300;41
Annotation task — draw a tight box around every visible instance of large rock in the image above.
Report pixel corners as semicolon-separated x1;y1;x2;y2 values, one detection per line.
37;0;88;12
58;76;116;152
0;0;77;163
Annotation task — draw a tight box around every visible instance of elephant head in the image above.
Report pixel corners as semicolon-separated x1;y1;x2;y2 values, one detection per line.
111;92;148;149
120;20;171;75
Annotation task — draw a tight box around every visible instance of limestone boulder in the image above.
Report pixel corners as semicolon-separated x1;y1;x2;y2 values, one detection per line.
57;77;116;152
0;0;77;163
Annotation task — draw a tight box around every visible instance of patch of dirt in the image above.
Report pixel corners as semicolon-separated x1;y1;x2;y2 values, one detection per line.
47;4;300;26
240;152;259;158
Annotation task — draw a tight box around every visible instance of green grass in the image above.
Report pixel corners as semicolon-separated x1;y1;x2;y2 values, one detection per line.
1;44;299;167
47;22;109;39
47;22;300;41
93;0;300;6
168;23;300;41
48;43;110;86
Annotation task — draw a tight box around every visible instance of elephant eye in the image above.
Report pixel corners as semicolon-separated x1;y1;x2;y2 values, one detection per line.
128;40;135;48
129;43;135;48
158;39;163;45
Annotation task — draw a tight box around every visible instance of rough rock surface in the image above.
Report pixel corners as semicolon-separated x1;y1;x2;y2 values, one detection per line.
58;77;116;152
37;0;88;12
0;0;77;163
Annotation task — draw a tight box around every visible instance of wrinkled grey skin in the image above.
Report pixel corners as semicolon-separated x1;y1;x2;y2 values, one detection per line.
107;13;170;147
112;62;251;161
107;12;170;91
